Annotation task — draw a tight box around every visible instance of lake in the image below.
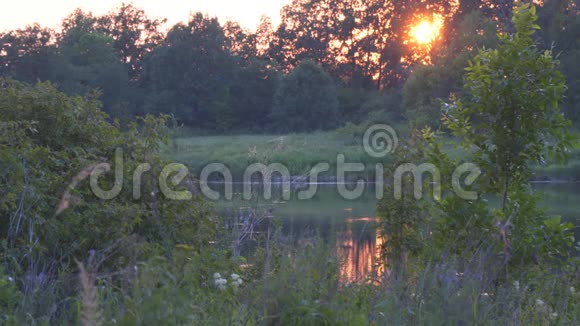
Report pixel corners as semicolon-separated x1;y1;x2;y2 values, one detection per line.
215;182;580;283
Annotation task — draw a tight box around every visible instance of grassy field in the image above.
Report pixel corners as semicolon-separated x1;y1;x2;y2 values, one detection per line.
163;127;580;181
163;126;408;180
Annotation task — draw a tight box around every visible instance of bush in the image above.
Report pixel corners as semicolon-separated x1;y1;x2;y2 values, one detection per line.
0;78;216;322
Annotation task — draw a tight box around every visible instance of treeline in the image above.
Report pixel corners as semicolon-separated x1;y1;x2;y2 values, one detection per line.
1;1;579;132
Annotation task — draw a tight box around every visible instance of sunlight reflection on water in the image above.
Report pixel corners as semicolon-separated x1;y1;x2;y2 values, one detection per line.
218;183;580;284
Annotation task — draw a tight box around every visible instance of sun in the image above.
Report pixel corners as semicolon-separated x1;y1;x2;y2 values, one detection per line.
410;17;443;45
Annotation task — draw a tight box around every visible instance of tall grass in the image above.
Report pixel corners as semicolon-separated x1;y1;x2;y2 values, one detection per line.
77;261;101;326
4;222;580;325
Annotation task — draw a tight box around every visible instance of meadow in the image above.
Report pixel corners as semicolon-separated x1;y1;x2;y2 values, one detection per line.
163;125;404;180
164;127;580;182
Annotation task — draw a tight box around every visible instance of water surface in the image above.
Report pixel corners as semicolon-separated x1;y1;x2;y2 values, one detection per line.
216;183;580;283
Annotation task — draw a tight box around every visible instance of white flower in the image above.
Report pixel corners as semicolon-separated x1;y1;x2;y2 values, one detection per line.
513;281;520;290
230;274;243;287
549;312;558;320
7;276;14;283
571;286;575;294
535;299;549;314
213;273;222;279
214;277;227;290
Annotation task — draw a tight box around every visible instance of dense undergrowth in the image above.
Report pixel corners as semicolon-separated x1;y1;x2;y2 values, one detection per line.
3;222;580;324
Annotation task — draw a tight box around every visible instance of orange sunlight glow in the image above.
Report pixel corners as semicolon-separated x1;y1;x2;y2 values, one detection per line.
410;16;444;45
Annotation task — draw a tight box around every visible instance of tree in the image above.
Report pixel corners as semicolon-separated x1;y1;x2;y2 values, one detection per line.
271;0;457;89
437;4;576;269
537;0;580;122
268;0;335;70
493;0;516;31
404;10;499;128
271;61;339;132
228;58;280;131
99;3;166;78
0;9;138;120
58;9;100;47
402;65;441;127
223;21;257;64
0;24;54;82
255;16;275;58
50;30;132;117
142;13;235;127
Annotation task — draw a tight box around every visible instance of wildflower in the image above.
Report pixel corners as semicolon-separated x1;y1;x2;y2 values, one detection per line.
7;276;13;283
230;273;243;287
571;286;575;294
513;281;520;290
214;277;227;290
535;299;549;314
213;272;228;290
549;312;558;321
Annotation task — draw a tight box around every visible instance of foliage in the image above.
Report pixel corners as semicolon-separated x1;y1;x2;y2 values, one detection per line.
99;3;167;78
403;9;500;129
403;65;442;128
2;1;580;324
377;133;429;281
433;3;576;272
271;61;340;132
0;78;215;322
141;13;234;127
5;232;579;325
1;1;579;132
444;3;575;203
0;267;19;324
0;24;54;82
377;9;578;317
226;58;280;132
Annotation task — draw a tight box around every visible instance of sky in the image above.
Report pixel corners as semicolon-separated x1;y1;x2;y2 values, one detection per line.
0;0;291;32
